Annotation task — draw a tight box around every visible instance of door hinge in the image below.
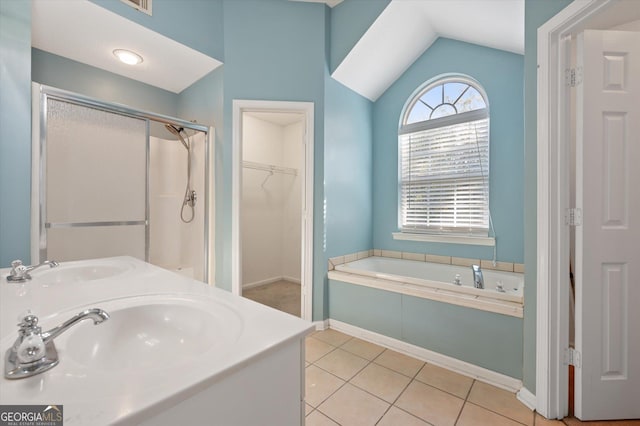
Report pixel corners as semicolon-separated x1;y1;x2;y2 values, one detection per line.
565;208;582;226
565;67;583;87
564;348;582;367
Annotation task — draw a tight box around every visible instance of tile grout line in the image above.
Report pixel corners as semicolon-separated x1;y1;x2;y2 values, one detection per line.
373;355;428;425
306;336;342;363
313;347;375;426
453;379;476;425
463;401;532;426
460;380;533;426
309;330;538;426
312;354;372;385
307;337;377;424
410;366;477;401
314;405;343;426
310;335;419;425
310;332;471;426
305;338;347;416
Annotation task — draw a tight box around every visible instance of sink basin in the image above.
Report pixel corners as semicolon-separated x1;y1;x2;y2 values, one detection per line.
35;260;134;284
63;297;243;371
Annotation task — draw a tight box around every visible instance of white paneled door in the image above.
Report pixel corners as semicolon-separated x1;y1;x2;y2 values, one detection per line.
575;29;640;420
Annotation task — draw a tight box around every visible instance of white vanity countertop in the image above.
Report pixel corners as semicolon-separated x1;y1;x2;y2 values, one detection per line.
0;257;314;425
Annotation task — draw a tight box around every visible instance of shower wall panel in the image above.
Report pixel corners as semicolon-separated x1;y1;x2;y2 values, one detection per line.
149;132;206;281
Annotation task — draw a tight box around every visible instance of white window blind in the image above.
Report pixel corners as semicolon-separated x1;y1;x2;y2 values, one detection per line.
400;115;490;235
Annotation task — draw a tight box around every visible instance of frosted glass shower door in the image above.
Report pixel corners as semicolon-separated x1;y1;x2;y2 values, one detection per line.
42;98;147;261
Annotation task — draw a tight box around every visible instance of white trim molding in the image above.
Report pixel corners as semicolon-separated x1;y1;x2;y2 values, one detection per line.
517;387;537;411
536;0;617;419
242;276;301;290
313;320;329;331
329;319;524;393
232;100;314;322
393;232;495;246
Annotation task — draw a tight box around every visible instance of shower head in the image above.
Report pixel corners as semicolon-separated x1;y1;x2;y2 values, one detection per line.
165;124;189;150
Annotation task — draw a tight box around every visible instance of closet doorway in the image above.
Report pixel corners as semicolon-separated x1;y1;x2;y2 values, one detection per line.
232;100;314;320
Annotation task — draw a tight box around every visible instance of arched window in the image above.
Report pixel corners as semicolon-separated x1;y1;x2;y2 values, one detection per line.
399;76;490;235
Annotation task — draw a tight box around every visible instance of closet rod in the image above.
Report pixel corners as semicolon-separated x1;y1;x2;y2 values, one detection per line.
242;160;297;176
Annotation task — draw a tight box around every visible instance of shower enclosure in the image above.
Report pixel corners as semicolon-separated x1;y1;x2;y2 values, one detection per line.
30;84;214;283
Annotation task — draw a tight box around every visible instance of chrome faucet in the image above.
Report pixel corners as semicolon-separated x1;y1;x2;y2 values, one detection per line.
5;308;110;379
6;259;59;282
471;265;484;289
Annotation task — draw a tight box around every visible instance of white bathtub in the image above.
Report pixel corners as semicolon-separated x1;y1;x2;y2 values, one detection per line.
329;256;524;317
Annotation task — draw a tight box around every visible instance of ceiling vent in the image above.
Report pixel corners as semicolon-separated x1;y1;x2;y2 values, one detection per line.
120;0;152;16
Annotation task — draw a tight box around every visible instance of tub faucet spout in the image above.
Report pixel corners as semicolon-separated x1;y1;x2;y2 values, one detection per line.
472;265;484;289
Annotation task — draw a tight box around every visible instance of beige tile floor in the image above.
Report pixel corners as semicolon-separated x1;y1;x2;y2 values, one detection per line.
305;329;640;426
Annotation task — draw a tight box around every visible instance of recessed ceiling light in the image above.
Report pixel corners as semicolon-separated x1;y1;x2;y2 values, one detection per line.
113;49;143;65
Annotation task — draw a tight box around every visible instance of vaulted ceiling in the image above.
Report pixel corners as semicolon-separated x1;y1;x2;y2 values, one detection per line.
32;0;523;99
331;0;525;101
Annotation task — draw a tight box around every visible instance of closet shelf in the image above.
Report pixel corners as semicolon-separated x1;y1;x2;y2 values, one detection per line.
242;160;297;176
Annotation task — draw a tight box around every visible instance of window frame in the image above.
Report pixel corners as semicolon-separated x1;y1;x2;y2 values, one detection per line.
397;75;492;243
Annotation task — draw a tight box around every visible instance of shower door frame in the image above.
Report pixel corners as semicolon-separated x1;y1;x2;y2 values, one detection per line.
31;84;213;282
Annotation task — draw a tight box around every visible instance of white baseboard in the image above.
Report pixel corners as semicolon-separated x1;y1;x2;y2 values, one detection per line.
329;319;524;393
516;387;537;411
313;320;329;331
242;276;281;289
243;276;301;289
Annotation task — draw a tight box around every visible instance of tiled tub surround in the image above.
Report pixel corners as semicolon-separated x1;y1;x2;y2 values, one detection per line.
328;249;524;273
326;250;524;384
328;250;524;318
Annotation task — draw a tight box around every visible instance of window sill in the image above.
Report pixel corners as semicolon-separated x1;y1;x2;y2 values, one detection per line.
392;232;495;246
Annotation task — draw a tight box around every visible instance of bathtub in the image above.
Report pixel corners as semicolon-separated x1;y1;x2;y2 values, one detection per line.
329;256;524;317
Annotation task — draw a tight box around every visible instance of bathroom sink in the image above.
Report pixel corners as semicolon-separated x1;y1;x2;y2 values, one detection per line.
63;297;243;371
35;260;135;284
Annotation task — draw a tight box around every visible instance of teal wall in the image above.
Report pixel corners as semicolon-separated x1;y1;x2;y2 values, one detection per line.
323;77;374;319
329;0;390;72
218;0;328;321
0;0;566;383
324;78;373;258
372;37;524;263
2;0;378;324
522;0;573;394
32;48;179;119
177;67;225;236
177;68;224;132
0;0;31;266
329;279;524;379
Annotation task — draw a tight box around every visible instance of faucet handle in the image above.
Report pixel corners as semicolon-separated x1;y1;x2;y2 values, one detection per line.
9;260;28;275
13;311;46;364
7;260;30;282
5;311;61;379
17;333;46;364
19;314;38;326
17;310;41;333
